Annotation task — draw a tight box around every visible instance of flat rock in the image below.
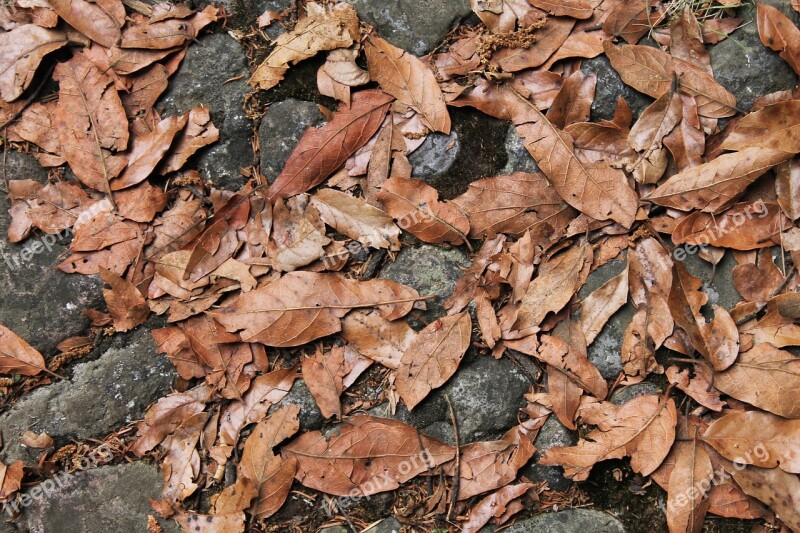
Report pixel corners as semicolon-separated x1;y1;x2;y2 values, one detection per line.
0;325;176;464
0;186;103;356
408;131;460;181
379;244;470;320
710;0;799;111
373;354;530;445
502;509;626;532
345;0;471;55
18;462;177;533
522;415;576;492
258;99;326;183
2;152;48;183
610;381;663;405
158;32;252;190
503;126;539;174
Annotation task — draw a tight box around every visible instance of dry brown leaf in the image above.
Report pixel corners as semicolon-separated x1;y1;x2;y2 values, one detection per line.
546;70;596;129
268;196;330;273
714;343;800;418
776;157;800;220
703;410;800;474
646;147;792;213
0;324;48;376
132;384;210;456
20;430;54;449
529;0;594;18
720;100;800;153
491;17;575;71
730;465;800;531
283;415;455;496
250;2;359;91
238;405;300;518
377;175;469;246
54;52;129;193
0;461;24;501
0;25;67;102
461;483;534;533
175;513;244;533
340;309;416;369
665;365;724;412
311;188;400;250
578;267;628;345
48;0;124;48
396;311;472;410
603;42;736;119
211;272;421;347
627;88;682;184
302;346;347;419
112;113;188;190
365;34;450;134
159;411;207;508
672;201;787;250
160;106;220;174
603;0;665;44
666;436;713;533
757;3;800;75
468;0;542;34
268;90;393;200
120;18;195;49
99;269;149;332
540;394;677;481
452;172;575;241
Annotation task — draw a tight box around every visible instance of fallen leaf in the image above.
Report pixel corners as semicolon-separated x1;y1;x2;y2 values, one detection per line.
0;25;67;102
340;309;416;369
283;415;455;496
720;100;800;153
461;483;534;533
132;384;210;456
48;0;124;48
666;434;713;533
0;324;48;376
578;268;628;345
268;90;393;200
120;18;195;49
396;312;472;410
665;366;724;411
730;465;800;531
311;188;400;250
112;113;188;190
160;412;207;507
100;269;149;332
160;106;220;174
757;3;800;75
0;461;24;501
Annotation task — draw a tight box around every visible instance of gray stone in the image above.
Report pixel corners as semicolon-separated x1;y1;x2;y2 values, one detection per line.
259;99;326;183
522;416;576;492
710;0;799;112
408;131;460;181
581;53;653;122
372;354;530;445
1;152;48;183
19;462;178;533
269;379;325;431
610;382;663;405
379;244;470;320
0;326;177;463
364;517;402;533
319;527;349;533
502;509;626;533
346;0;471;55
0;195;103;356
682;248;740;313
579;258;631;380
158;32;252;190
503;126;539;174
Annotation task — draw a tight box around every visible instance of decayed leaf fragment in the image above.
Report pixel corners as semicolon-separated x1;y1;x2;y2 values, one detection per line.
365;34;451;134
396;311;472;410
0;25;68;102
250;2;359;91
99;269;149;332
268;90;393;200
0;324;48;376
283;415;455;496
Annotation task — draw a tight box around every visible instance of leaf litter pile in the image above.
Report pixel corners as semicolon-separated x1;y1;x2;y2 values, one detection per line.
2;0;800;531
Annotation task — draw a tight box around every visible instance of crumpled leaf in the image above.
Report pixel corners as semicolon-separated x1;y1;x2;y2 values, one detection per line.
283;415;455;496
461;482;534;533
112;113;188;190
311;188;401;250
99;269;149;332
132;384;210;456
250;2;359;91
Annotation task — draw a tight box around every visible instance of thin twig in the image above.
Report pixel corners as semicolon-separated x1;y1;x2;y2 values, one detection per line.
445;393;460;522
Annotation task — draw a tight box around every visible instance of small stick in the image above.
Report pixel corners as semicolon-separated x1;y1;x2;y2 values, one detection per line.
445;393;460;522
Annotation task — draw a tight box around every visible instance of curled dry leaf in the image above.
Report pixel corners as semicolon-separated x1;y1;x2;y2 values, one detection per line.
377;175;469;246
627;89;683;184
540;394;677;481
159;411;207;508
665;365;724;412
160;106;220;174
19;430;54;449
461;483;534;533
99;269;149;332
603;0;666;44
577;267;628;345
776;157;800;220
452;172;575;241
365;34;450;134
112;113;188;190
268;90;393;200
210;272;422;347
310;188;401;250
672;201;786;250
529;0;594;19
340;309;416;369
250;2;359;91
283;415;455;496
0;324;47;376
132;384;210;456
0;25;67;102
48;0;124;48
0;461;24;501
396;311;472;410
714;343;800;418
646;147;793;213
703;410;800;474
